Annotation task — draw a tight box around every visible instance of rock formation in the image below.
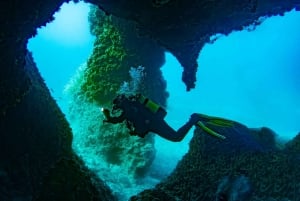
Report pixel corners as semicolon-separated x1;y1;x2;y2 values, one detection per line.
130;122;300;201
1;0;300;200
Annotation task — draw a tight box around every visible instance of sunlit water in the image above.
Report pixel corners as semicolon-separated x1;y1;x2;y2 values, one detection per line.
27;1;300;200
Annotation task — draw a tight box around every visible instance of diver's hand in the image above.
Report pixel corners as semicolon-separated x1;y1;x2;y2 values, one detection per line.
101;107;111;122
129;130;137;136
190;113;201;123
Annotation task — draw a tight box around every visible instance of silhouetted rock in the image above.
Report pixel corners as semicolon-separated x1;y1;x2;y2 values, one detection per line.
0;52;116;200
131;121;300;200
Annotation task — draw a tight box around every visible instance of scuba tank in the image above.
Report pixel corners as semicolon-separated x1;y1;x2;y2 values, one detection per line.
137;94;167;119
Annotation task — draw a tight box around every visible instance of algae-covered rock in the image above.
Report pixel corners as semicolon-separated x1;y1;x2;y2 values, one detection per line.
130;189;177;201
65;63;156;179
284;132;300;156
131;120;300;201
89;0;300;90
81;5;168;107
65;5;168;182
81;6;129;106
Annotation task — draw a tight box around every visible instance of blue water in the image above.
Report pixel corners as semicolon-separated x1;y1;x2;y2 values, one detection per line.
163;11;300;141
27;2;94;106
27;2;300;200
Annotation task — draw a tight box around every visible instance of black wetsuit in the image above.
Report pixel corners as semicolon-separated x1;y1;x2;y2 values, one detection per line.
105;95;202;142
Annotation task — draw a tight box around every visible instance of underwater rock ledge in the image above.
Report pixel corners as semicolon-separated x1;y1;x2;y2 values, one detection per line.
3;0;299;90
130;122;300;201
89;0;300;90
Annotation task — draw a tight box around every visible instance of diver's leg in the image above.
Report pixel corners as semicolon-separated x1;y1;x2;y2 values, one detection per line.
151;117;196;142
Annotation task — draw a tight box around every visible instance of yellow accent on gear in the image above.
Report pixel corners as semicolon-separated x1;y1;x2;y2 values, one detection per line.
138;95;147;104
145;99;160;113
137;94;160;113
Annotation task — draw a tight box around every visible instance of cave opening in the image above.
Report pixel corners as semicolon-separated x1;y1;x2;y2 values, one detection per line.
26;1;300;200
26;1;170;200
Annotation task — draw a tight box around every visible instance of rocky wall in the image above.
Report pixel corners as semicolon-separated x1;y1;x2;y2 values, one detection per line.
130;121;300;201
0;50;116;200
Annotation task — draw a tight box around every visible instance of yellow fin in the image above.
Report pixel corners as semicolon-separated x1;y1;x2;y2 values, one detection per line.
195;113;235;127
206;118;235;127
196;121;226;140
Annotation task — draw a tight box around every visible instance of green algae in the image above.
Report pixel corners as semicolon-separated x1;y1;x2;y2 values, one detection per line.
63;7;169;192
80;7;129;106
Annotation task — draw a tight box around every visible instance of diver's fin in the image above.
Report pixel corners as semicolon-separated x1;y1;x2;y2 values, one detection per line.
196;121;226;140
206;118;235;128
196;113;235;127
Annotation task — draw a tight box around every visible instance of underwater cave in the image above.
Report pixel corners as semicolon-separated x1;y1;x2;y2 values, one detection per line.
1;0;300;200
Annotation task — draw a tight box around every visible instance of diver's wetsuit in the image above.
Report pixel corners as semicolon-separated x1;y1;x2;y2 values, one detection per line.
104;95;203;142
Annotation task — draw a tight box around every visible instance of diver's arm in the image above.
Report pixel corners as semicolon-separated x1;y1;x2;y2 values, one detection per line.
105;113;126;124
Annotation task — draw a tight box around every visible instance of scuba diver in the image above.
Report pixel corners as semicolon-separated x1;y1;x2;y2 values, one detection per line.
101;94;231;142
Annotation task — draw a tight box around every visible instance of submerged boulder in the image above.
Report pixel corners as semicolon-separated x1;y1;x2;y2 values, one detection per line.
131;121;300;201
